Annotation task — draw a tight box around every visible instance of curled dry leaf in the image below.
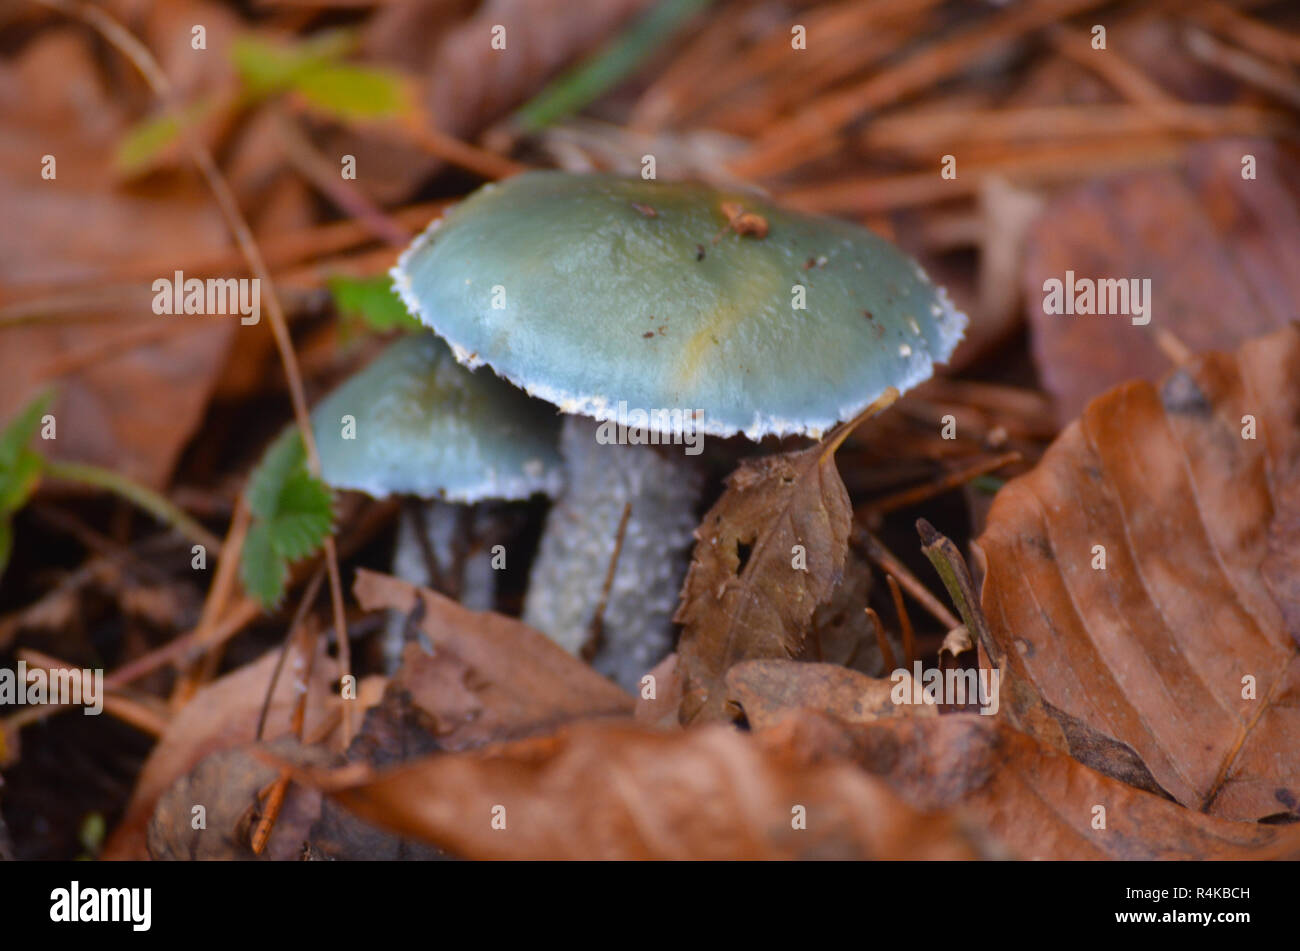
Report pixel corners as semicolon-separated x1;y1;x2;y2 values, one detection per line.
795;713;1300;861
102;643;347;860
674;437;854;724
979;324;1300;821
291;719;982;860
725;659;935;732
353;568;636;747
939;625;973;661
147;738;329;861
305;686;449;861
1023;139;1300;423
801;547;894;676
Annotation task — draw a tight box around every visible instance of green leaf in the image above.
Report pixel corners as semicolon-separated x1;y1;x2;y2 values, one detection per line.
0;392;51;518
241;428;335;608
0;451;42;515
231;31;353;98
0;391;51;468
291;62;412;122
328;274;420;334
240;520;288;608
114;98;214;176
246;428;308;520
512;0;712;133
270;470;334;562
0;518;13;580
230;30;410;123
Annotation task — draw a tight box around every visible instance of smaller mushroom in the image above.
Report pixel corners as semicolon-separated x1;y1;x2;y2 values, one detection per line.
310;333;564;671
390;172;968;690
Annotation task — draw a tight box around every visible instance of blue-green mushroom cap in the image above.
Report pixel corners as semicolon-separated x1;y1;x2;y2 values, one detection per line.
311;333;564;502
391;172;966;440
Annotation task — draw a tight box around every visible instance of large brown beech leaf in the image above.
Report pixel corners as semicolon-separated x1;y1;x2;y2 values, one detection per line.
289;719;982;860
784;713;1300;860
978;324;1300;821
674;394;895;724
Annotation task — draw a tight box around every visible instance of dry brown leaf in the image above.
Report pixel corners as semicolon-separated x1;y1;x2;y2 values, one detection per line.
424;0;657;138
725;659;935;732
795;713;1300;860
979;324;1300;820
1261;469;1300;641
322;0;658;204
292;718;982;860
304;686;449;861
102;642;351;860
800;547;894;675
633;651;681;728
1023;139;1300;424
147;738;328;861
353;569;636;746
674;439;854;724
0;31;252;488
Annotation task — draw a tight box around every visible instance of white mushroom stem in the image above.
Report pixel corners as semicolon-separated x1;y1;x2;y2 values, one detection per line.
523;415;703;690
381;500;496;673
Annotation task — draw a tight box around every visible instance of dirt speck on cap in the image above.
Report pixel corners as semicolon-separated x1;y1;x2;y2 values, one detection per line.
719;202;769;239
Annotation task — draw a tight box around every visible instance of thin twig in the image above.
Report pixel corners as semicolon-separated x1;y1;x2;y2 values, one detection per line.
0;200;448;317
853;527;959;630
276;110;410;247
860;452;1021;518
865;606;897;671
732;0;1111;178
886;575;916;668
43;459;221;553
32;0;354;742
582;501;633;662
8;650;171;737
396;118;528;181
256;566;326;741
1191;0;1300;65
170;500;251;708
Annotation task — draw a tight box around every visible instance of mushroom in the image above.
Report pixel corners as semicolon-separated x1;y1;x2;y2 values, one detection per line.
311;332;563;670
391;172;967;689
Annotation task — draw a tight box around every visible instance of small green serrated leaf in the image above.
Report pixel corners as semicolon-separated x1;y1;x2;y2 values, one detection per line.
241;519;288;608
241;427;335;608
269;470;334;561
246;428;308;520
328;274;420;334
